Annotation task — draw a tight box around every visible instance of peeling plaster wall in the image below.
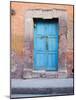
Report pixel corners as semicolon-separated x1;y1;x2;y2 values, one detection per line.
11;2;74;79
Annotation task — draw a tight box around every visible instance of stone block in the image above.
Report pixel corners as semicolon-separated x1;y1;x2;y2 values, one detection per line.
23;68;32;79
32;72;41;78
58;70;67;78
45;72;58;78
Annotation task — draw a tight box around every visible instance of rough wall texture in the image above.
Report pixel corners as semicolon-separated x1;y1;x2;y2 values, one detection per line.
11;2;74;79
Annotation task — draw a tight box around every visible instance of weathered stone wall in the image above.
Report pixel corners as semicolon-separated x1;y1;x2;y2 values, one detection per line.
11;2;74;79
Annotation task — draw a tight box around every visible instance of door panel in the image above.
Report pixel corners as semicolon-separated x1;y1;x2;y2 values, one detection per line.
34;19;46;70
34;37;46;51
47;53;58;70
34;53;47;70
45;19;58;70
48;38;58;51
47;24;56;35
46;20;58;36
34;19;45;36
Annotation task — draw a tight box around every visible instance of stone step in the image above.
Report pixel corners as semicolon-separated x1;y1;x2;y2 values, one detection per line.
23;69;67;79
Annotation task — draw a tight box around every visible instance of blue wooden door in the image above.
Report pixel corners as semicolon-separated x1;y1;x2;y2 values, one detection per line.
34;19;59;70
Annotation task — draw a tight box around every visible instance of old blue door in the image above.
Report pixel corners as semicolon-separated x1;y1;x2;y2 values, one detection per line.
34;18;59;71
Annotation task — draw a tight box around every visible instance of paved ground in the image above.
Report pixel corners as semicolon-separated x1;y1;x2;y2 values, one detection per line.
11;78;73;88
11;78;74;98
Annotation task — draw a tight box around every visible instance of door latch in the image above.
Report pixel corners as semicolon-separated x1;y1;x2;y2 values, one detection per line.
46;36;48;50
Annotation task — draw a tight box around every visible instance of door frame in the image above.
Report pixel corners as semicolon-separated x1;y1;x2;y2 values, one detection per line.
24;9;67;73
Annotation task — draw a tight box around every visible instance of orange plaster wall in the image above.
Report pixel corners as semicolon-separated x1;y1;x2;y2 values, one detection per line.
11;2;73;57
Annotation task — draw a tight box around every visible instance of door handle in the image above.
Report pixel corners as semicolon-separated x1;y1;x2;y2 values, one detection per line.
41;36;46;39
41;36;48;39
46;37;48;50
